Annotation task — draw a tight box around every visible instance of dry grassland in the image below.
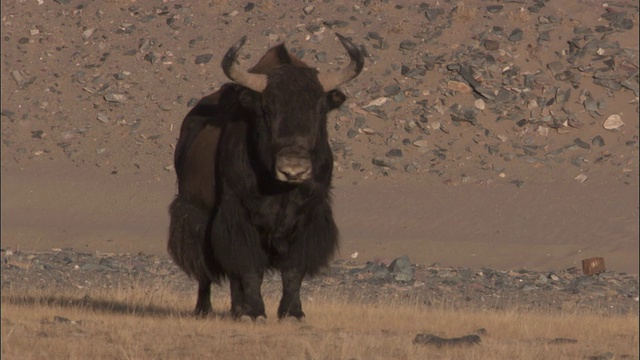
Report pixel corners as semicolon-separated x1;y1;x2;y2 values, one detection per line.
2;284;638;360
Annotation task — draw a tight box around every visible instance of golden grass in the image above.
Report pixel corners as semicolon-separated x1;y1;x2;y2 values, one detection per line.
2;284;638;360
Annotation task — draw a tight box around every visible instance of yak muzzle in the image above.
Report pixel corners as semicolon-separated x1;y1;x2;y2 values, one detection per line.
275;154;312;183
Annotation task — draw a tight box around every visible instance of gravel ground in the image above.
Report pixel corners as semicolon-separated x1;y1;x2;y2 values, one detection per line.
2;249;638;317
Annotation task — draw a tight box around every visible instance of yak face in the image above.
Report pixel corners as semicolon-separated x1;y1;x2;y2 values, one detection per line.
258;66;344;183
223;34;361;185
241;68;345;184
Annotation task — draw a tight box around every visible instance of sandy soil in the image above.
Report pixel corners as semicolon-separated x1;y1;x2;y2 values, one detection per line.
1;0;638;274
3;160;637;274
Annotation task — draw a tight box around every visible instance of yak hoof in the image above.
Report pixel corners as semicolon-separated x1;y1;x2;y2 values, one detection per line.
278;310;306;320
194;307;213;319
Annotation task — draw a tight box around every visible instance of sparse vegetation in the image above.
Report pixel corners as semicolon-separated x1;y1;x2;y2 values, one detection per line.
2;284;638;360
450;3;479;23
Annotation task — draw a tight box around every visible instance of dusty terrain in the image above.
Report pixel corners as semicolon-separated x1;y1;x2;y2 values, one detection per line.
1;248;638;359
1;0;638;358
2;0;638;274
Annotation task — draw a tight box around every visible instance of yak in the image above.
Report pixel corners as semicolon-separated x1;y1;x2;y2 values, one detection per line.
168;33;364;320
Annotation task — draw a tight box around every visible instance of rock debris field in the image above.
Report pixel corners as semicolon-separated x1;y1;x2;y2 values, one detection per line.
2;249;638;316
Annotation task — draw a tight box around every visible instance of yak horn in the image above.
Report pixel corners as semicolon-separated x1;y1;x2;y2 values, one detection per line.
221;36;268;93
317;33;365;92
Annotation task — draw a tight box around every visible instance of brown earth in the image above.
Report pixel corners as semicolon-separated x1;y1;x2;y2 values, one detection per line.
1;0;638;277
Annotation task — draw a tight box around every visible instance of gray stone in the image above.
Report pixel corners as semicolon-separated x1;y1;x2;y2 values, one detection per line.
389;256;413;282
547;61;564;76
383;84;401;96
195;54;213;65
346;129;359;139
508;28;524;42
592;135;605;147
372;158;393;167
425;8;444;21
484;40;499;51
385;149;403;158
399;40;417;50
574;138;591;150
80;263;111;271
322;20;349;29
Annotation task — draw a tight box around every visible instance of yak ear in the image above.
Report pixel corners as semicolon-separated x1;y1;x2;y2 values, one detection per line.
326;90;346;110
275;44;292;65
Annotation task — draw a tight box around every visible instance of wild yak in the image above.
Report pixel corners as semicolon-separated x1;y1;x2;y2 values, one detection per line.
168;33;364;320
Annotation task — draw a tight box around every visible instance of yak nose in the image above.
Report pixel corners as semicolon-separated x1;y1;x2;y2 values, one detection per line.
275;155;312;183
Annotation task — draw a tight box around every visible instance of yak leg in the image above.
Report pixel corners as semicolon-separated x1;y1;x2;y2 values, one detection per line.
194;278;213;317
278;268;305;319
228;275;244;318
229;272;265;320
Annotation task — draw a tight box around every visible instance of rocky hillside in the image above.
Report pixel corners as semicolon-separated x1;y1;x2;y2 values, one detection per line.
2;0;638;188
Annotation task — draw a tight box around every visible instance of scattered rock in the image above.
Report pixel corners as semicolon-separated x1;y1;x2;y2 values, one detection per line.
591;135;605;147
389;256;413;282
53;316;71;323
96;113;110;124
385;149;403;158
303;5;315;15
508;28;523;42
1;248;637;323
82;28;96;40
195;54;213;65
587;352;615;360
574;138;591;150
104;94;125;103
399;40;417;50
322;20;349;29
10;70;36;88
413;334;481;347
603;114;624;130
483;39;499;51
447;81;472;93
548;338;578;345
372;157;393;168
575;174;588;183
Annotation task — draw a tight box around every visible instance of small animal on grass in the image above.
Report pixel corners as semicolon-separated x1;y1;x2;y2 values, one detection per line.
167;33;364;320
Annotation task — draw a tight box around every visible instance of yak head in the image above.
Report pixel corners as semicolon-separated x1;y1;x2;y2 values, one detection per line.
221;34;364;184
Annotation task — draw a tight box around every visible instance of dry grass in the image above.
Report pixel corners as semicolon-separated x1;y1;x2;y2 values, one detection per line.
506;7;532;24
450;3;479;23
2;284;638;360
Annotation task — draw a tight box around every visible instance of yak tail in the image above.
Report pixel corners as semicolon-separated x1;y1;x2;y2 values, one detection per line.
168;197;224;284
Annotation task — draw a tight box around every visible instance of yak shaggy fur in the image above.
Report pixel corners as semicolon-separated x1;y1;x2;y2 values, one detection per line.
168;35;363;320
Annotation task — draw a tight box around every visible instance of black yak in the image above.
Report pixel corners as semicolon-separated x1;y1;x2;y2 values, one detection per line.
168;34;364;320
